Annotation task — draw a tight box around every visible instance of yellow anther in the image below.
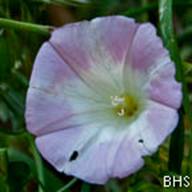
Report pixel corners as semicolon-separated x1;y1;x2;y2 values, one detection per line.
111;95;138;117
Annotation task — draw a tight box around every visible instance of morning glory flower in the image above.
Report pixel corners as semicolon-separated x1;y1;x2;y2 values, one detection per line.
25;16;182;184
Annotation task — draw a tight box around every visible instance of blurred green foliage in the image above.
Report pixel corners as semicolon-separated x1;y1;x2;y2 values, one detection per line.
0;0;192;191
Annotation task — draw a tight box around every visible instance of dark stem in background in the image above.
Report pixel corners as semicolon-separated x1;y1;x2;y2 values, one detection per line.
0;148;8;191
168;109;184;173
123;1;192;17
159;0;192;174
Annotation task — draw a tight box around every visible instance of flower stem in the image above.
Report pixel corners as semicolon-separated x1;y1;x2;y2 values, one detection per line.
28;134;45;192
0;17;53;36
159;0;192;174
56;178;77;192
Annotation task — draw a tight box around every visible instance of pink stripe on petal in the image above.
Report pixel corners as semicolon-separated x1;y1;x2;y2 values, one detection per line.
30;42;77;92
50;16;138;71
123;22;181;109
90;16;138;63
25;88;73;135
50;21;92;70
107;135;144;179
126;23;169;71
147;62;182;109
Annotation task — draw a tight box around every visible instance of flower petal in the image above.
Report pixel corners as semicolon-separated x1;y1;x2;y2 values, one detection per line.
36;127;83;172
135;100;179;154
25;16;182;185
25;88;72;135
50;16;138;69
26;41;92;135
29;42;77;92
26;82;120;136
26;16;141;136
36;125;144;184
126;23;168;71
26;42;112;135
108;135;144;179
35;123;109;184
147;61;182;109
124;23;182;109
32;91;178;184
90;16;138;63
49;16;138;91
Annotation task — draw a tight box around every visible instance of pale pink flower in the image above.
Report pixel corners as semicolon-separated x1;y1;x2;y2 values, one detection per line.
25;16;182;184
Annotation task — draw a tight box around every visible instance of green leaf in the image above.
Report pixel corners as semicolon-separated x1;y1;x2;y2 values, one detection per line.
81;182;91;192
7;161;31;192
8;148;65;192
0;101;9;123
0;84;25;133
106;180;121;192
0;178;8;192
0;33;11;81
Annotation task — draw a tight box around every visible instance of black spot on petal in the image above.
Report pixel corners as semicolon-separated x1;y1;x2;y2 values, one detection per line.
69;151;78;161
138;139;144;143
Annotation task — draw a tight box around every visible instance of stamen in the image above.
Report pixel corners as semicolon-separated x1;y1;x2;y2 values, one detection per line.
111;96;124;106
117;108;125;116
111;95;138;118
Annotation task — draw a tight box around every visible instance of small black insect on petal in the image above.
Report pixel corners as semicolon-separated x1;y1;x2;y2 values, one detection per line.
138;139;144;143
69;151;79;161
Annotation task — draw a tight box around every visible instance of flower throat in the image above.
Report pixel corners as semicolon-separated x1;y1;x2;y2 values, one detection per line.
111;95;138;118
